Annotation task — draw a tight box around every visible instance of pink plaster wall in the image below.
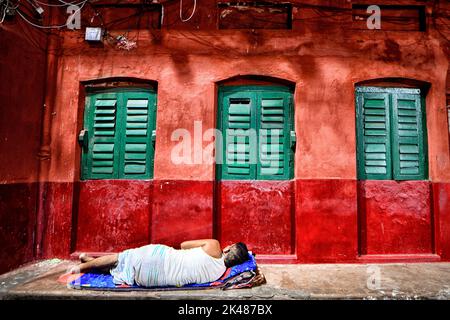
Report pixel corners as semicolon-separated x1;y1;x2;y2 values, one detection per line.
45;3;450;184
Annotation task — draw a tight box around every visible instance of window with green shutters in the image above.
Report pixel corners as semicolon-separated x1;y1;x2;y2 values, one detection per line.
356;86;428;180
217;86;295;180
80;88;157;180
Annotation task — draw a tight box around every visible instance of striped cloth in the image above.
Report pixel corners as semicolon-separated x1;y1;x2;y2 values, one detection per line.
110;244;169;287
110;244;226;287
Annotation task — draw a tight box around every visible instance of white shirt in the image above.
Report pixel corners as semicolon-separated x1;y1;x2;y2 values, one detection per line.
163;246;226;287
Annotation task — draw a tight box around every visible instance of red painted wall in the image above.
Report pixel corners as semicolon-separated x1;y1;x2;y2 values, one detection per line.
0;18;47;273
152;180;213;247
359;181;433;255
75;180;152;253
40;0;450;263
219;180;294;255
0;184;38;273
296;180;358;262
434;183;450;260
2;0;450;270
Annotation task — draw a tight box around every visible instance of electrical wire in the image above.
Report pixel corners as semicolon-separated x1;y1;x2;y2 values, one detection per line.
57;0;85;6
9;0;449;43
17;14;48;51
179;0;196;22
0;0;19;24
432;0;450;43
34;0;86;7
9;0;20;9
16;0;88;29
17;8;68;27
0;1;8;24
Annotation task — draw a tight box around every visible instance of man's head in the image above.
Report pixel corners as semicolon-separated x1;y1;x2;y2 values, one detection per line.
223;242;249;268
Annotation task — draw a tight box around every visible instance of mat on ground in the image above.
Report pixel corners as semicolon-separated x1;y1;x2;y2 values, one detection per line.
58;252;259;291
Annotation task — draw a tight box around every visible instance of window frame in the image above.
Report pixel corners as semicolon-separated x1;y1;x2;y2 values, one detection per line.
356;86;428;181
81;87;157;180
351;4;427;32
217;85;295;181
217;2;293;30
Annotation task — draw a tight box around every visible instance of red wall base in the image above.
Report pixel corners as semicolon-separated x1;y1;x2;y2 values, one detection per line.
0;183;37;274
359;180;433;255
296;179;358;263
218;180;294;255
152;180;213;248
74;180;152;253
433;183;450;260
12;179;450;266
41;182;74;258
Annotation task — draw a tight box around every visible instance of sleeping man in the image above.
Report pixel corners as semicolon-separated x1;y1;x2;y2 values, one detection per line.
70;239;265;288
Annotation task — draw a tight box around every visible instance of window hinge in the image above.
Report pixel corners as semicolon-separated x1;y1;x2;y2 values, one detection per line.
152;130;156;145
78;129;88;151
290;130;296;151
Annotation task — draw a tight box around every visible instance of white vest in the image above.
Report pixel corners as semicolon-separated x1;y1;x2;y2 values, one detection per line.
163;247;226;287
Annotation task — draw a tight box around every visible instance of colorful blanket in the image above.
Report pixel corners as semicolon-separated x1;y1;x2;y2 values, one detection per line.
58;253;257;291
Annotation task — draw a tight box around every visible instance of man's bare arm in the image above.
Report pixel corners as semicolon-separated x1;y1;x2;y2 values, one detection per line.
180;239;222;258
180;239;210;249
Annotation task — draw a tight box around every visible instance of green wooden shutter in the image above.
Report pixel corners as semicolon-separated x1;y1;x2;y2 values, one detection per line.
120;92;156;179
85;93;120;179
391;92;427;180
220;91;256;180
218;86;294;181
257;91;292;180
356;87;428;181
82;89;156;180
356;90;392;180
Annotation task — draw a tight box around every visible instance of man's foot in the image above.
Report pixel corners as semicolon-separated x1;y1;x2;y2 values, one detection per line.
79;253;94;263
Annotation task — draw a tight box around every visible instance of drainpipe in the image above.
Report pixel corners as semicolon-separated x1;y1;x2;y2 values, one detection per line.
35;7;61;259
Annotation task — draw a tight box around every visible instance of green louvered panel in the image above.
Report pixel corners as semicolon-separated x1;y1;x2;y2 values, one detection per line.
221;93;256;179
121;93;154;178
218;86;294;181
391;93;426;180
356;87;428;181
93;99;116;136
124;143;147;174
257;93;289;179
356;91;392;179
85;94;119;179
91;143;115;174
82;90;156;180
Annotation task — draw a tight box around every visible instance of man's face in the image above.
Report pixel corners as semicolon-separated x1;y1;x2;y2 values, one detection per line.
223;244;235;254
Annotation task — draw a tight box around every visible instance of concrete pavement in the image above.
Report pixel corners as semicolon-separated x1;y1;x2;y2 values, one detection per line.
1;260;450;300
